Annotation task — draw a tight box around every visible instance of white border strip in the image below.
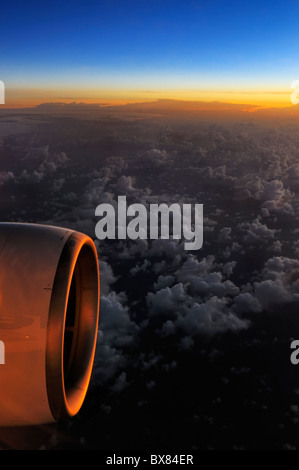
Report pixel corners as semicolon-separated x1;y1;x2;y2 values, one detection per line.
0;81;5;104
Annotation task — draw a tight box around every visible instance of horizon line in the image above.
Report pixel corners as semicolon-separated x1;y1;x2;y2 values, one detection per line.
0;97;297;111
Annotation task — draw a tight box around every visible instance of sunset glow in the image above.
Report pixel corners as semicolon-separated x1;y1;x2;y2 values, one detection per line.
1;0;299;111
3;85;294;110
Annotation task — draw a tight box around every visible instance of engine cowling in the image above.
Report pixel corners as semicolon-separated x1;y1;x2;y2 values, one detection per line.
0;223;100;426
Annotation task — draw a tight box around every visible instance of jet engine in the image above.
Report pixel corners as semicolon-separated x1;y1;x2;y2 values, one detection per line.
0;223;100;426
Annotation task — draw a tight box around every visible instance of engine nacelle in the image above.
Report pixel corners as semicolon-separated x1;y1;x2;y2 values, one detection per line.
0;223;100;426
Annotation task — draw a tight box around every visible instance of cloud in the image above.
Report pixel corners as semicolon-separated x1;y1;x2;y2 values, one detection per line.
147;283;187;317
241;177;295;215
174;296;249;337
237;218;276;244
92;290;139;386
142;148;172;168
111;372;129;393
98;260;118;295
233;292;263;314
175;255;216;283
153;274;175;291
252;257;299;310
0;171;14;186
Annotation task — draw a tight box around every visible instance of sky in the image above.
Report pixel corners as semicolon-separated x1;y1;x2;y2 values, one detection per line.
1;0;299;107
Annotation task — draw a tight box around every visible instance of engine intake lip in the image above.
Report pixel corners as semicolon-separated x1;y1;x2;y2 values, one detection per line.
46;232;100;421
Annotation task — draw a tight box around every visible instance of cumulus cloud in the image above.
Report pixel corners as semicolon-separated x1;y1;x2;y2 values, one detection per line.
99;291;138;348
0;170;14;185
252;257;299;309
175;255;216;283
153;274;175;291
3;109;299;425
142;148;172;168
174;296;249;337
92;290;139;386
241;177;295;215
233;292;263;314
237;218;276;244
147;283;187;317
98;259;118;295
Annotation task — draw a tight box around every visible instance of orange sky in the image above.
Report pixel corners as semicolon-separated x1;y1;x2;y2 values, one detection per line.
1;86;295;110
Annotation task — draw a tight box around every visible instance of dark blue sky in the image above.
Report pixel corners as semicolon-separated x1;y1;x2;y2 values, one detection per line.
1;0;298;104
